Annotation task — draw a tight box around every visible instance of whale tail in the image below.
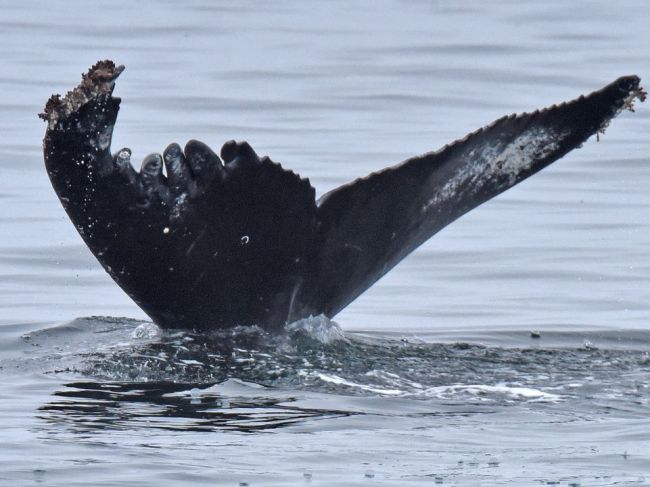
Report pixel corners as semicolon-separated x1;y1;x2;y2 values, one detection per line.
40;61;645;330
302;76;646;317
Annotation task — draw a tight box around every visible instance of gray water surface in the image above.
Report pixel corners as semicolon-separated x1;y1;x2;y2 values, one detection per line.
2;1;650;485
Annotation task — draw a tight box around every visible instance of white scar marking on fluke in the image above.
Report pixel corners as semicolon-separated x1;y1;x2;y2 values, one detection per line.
171;193;188;220
422;127;564;212
185;228;206;256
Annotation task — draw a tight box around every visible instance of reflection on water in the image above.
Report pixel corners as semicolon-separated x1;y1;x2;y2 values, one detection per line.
40;381;354;433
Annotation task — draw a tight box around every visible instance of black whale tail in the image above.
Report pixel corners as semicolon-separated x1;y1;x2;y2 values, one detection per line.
40;61;645;330
302;76;647;318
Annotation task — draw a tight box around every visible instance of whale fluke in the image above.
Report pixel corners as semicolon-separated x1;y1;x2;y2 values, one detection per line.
40;61;645;330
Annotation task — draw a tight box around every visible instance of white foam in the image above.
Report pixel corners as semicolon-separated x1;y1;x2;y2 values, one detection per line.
421;383;562;402
178;359;203;366
314;372;403;396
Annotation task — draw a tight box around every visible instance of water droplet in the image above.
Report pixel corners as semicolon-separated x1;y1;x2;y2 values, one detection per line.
190;388;201;405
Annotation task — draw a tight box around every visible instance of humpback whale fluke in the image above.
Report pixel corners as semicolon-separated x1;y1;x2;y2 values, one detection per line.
40;60;645;331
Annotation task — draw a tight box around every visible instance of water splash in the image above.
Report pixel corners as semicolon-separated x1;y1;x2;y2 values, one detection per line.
13;316;650;408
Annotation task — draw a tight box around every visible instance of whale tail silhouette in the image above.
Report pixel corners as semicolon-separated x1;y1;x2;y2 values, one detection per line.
40;61;645;330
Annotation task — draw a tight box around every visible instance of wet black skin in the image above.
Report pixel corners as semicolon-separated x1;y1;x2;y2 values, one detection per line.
41;61;644;331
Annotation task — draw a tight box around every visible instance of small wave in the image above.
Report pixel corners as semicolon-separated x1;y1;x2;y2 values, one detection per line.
131;322;161;339
284;315;347;344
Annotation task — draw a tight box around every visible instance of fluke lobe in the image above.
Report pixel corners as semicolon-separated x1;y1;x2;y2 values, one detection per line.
40;61;645;331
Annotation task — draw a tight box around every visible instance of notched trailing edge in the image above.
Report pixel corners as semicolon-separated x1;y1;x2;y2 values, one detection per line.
39;60;125;129
319;75;646;206
38;61;646;331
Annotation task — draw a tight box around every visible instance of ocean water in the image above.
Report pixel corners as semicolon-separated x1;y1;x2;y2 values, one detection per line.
1;1;650;485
